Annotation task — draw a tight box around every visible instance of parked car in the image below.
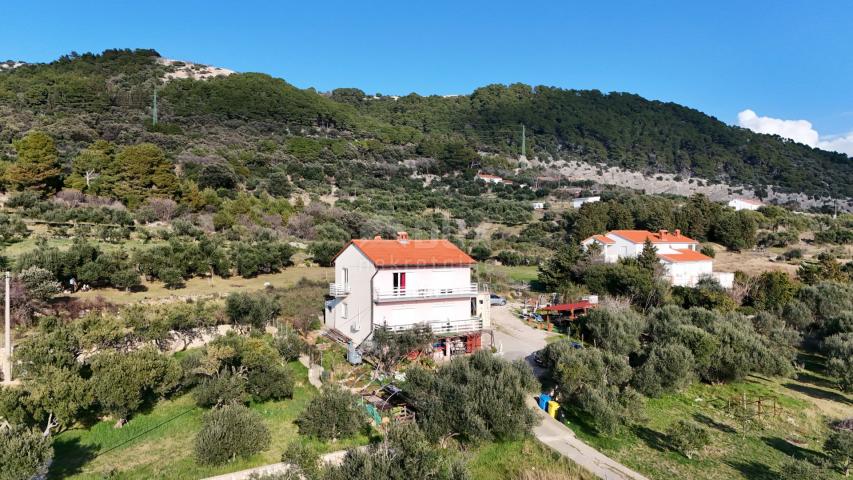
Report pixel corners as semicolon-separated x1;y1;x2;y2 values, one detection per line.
490;293;507;306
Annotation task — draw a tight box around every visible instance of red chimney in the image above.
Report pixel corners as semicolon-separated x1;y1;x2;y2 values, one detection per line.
373;235;382;240
658;229;668;238
396;231;409;243
675;229;681;237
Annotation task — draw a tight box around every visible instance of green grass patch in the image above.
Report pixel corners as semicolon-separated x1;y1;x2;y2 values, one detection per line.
50;362;369;479
558;365;853;480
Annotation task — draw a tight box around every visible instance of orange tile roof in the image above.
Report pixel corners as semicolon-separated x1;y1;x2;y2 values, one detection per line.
657;249;712;263
345;239;476;267
609;229;698;244
584;234;615;245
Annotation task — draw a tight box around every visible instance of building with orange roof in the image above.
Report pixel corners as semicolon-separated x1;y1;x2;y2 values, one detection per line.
581;229;733;288
325;232;491;348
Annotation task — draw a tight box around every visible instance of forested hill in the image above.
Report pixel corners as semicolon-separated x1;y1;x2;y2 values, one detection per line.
0;49;850;198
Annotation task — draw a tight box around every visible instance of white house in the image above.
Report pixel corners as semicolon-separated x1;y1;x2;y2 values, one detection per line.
581;229;734;288
728;198;763;211
571;196;601;209
532;202;545;210
325;232;491;351
475;172;506;184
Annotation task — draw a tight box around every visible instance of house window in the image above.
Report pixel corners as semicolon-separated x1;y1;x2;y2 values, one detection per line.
392;272;406;293
341;303;348;319
342;268;349;288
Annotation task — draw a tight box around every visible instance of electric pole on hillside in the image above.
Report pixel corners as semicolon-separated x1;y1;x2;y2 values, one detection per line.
521;124;526;157
152;87;158;126
3;271;11;385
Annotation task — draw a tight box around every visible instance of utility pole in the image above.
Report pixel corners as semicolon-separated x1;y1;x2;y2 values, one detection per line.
3;271;10;385
152;87;158;126
521;124;526;157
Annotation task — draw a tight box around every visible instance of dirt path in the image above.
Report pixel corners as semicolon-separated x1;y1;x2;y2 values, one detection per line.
202;448;356;480
491;305;648;480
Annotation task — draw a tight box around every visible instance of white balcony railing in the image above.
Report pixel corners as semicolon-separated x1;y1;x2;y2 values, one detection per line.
376;317;483;335
373;283;481;302
328;283;350;297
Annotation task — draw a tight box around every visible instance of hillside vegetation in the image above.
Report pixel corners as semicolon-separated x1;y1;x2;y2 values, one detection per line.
0;49;851;200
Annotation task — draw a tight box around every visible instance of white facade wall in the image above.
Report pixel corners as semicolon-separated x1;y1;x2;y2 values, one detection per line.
326;246;376;342
662;260;713;287
374;297;473;330
571;196;601;209
728;199;762;211
372;266;471;297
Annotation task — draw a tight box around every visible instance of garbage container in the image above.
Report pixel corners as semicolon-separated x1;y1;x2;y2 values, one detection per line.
538;393;551;411
547;400;560;418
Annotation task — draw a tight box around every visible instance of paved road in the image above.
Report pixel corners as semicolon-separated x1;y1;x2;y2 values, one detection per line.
491;305;649;480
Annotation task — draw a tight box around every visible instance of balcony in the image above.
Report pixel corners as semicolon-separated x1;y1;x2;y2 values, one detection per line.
375;317;483;335
328;283;350;297
373;283;482;303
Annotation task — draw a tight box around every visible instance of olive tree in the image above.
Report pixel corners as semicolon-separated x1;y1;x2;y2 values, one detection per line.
194;404;271;466
0;423;53;480
295;385;367;441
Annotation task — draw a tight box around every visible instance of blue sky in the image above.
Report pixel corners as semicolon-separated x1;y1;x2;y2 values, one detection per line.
2;0;852;149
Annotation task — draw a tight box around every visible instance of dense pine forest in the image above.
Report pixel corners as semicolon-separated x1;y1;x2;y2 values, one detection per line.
1;48;851;201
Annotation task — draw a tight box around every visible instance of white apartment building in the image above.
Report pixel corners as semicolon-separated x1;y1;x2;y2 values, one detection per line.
581;229;734;288
728;198;763;211
325;233;491;348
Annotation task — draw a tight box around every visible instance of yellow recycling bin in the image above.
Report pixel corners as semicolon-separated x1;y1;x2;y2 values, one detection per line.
547;400;560;418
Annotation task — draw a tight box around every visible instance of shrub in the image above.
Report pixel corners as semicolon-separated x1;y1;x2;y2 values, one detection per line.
247;364;293;402
632;343;694;397
405;350;538;442
295;386;367;441
666;420;710;459
193;369;250;408
194;404;271;465
281;442;320;479
274;329;306;362
309;240;344;267
824;428;853;476
0;423;54;480
226;291;280;330
779;458;829;480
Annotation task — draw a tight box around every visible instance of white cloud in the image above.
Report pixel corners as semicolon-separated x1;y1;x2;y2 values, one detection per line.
818;132;853;157
737;109;853;157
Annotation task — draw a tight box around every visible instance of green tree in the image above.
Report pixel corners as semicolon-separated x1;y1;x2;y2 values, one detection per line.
632;343;694;397
194;404;271;465
295;385;367;441
538;243;584;291
583;307;647;356
112;143;178;207
712;211;757;251
824;429;853;477
324;424;470;480
6;131;61;192
67;140;114;192
637;239;660;273
309;240;344;267
226;291;281;330
545;343;642;433
88;348;182;424
0;423;54;480
405;351;537;442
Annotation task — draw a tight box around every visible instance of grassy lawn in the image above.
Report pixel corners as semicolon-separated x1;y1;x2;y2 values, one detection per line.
468;437;595;480
559;353;853;480
475;264;539;292
50;362;369;480
68;267;333;304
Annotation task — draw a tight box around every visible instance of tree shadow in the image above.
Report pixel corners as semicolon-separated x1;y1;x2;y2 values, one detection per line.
693;413;736;434
783;382;852;405
633;425;669;452
49;436;99;479
725;460;776;480
763;436;826;463
795;371;837;390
